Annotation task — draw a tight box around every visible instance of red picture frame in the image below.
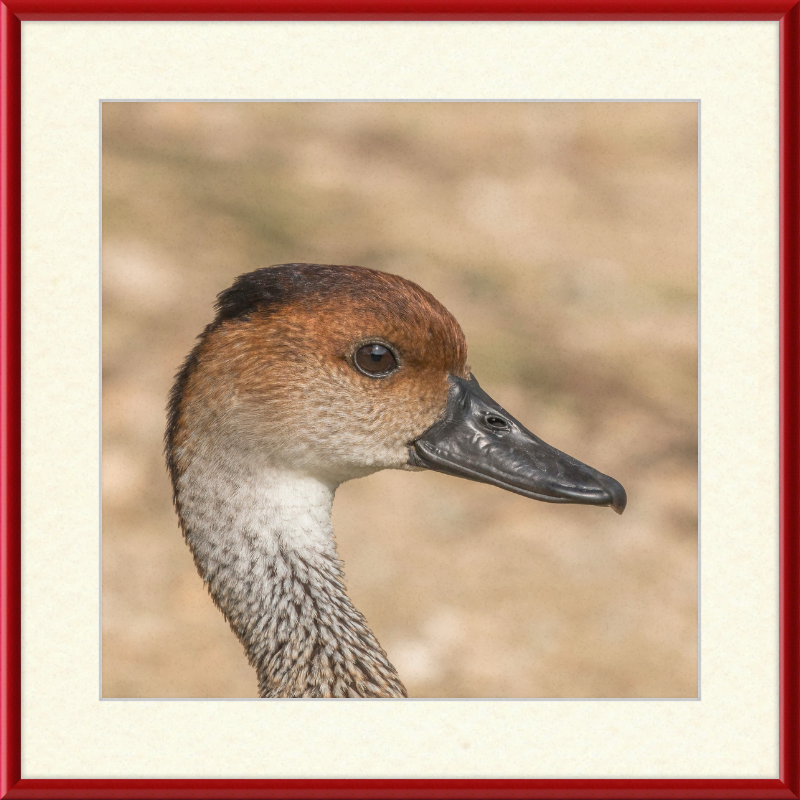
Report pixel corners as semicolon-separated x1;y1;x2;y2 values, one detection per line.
1;5;798;799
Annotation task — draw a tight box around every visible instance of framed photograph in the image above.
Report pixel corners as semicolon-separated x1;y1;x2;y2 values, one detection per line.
1;3;798;798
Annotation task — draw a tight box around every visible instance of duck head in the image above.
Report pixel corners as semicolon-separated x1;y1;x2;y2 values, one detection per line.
168;263;625;514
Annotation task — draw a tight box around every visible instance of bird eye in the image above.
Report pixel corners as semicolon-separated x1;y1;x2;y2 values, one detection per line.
354;343;398;377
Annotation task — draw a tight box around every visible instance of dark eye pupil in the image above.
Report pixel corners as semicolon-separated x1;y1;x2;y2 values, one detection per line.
355;344;397;375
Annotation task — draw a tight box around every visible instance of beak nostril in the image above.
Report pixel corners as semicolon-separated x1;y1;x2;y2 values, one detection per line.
485;415;509;430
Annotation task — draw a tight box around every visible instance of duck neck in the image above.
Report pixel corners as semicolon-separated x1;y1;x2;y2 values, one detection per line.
174;454;407;698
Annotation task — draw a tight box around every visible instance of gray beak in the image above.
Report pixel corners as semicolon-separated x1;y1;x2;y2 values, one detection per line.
408;374;626;515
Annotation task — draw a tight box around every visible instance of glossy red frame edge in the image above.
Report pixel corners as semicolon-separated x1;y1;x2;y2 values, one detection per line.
1;4;798;799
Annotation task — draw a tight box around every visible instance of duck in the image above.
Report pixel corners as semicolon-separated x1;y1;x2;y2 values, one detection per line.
165;263;626;698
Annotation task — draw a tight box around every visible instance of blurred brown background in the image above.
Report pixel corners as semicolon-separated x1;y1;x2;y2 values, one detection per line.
102;102;697;699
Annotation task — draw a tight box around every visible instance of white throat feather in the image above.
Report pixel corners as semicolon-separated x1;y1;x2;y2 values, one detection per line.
174;450;407;698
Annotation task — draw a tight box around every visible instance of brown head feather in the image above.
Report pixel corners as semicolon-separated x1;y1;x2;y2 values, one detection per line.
167;264;469;485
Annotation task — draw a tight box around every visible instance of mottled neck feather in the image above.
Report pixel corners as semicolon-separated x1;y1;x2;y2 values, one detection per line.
173;450;407;698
